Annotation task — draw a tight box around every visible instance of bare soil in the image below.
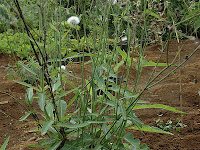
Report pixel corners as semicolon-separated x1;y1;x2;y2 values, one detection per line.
0;39;200;150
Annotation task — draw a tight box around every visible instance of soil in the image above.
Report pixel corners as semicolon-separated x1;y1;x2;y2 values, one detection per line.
0;39;200;150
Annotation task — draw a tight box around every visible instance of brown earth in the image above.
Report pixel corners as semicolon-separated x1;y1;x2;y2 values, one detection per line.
0;39;200;150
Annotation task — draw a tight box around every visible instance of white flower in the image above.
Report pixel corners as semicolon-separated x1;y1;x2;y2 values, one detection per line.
61;65;66;70
67;16;80;26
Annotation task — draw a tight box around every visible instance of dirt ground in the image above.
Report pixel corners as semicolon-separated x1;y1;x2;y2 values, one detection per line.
0;39;200;150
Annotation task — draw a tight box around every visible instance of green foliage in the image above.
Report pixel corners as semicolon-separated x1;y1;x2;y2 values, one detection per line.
0;29;36;57
0;136;10;150
155;118;187;132
2;0;198;149
0;4;10;32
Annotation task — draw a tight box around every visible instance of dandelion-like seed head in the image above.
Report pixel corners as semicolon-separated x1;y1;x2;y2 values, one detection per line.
61;65;66;70
67;16;80;26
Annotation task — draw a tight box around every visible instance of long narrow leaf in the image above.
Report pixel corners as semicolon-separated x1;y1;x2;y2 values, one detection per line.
19;111;31;121
14;80;39;91
127;125;173;135
133;104;185;113
0;136;10;150
58;86;80;99
47;141;62;150
41;120;54;136
119;100;127;120
38;92;46;111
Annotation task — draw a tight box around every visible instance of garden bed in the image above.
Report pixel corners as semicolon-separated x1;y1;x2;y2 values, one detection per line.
0;39;200;150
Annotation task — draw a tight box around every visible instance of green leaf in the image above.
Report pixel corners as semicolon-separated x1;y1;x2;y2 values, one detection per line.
56;120;110;129
49;23;60;34
14;80;39;91
26;88;33;104
94;144;103;150
145;9;168;22
27;144;46;148
140;144;150;150
41;120;54;136
0;136;9;150
52;80;61;92
127;125;173;135
114;60;124;72
128;111;144;128
39;137;56;146
142;60;175;67
123;133;140;148
65;53;92;59
85;79;93;97
18;62;38;77
45;103;54;119
67;92;79;107
116;46;136;66
47;140;62;150
19;111;31;121
38;92;46;111
119;100;127;120
56;100;67;119
55;122;90;129
133;104;185;113
62;78;76;88
58;86;80;99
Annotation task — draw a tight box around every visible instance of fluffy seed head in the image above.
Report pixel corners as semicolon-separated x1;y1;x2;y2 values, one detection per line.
67;16;80;26
61;65;66;70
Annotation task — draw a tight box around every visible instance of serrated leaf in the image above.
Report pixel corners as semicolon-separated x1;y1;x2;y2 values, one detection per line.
19;111;31;121
127;125;173;135
41;120;54;136
0;136;9;150
132;104;185;113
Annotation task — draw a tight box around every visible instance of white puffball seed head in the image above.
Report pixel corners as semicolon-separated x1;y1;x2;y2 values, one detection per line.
61;65;66;70
67;16;80;26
